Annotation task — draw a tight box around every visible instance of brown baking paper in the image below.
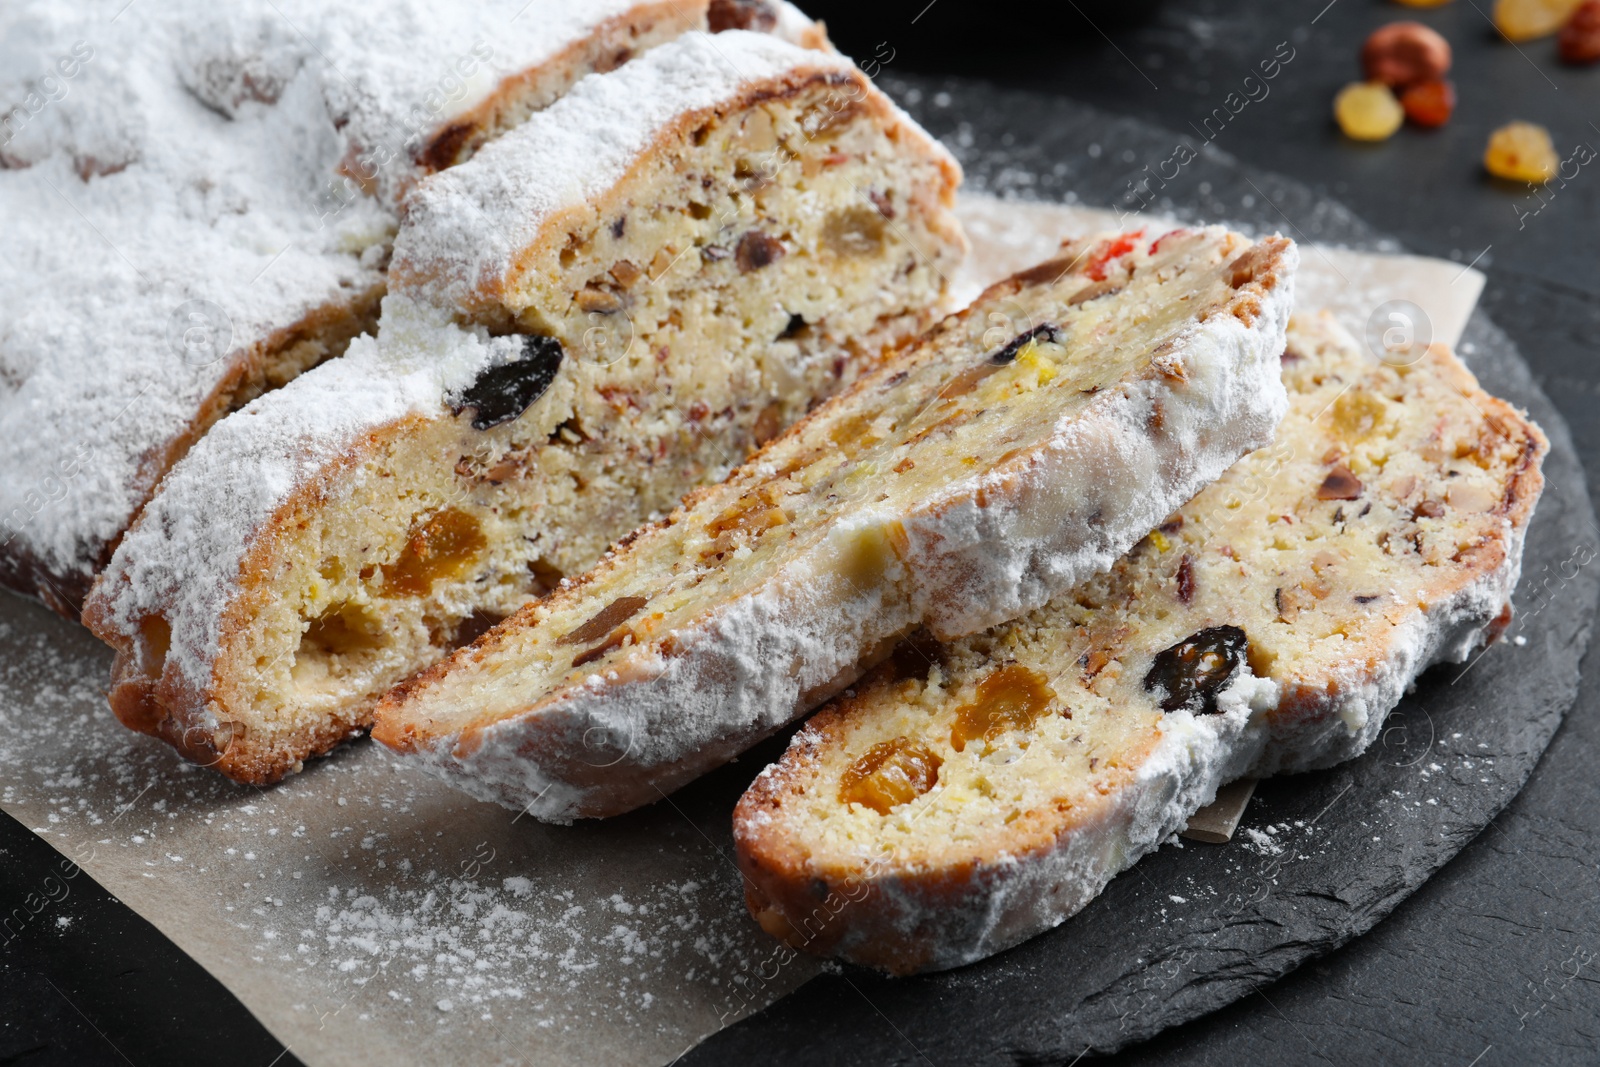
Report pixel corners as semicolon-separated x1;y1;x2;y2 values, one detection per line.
0;193;1484;1067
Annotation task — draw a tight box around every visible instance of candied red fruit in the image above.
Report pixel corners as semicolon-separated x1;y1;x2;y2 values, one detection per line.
1400;79;1456;128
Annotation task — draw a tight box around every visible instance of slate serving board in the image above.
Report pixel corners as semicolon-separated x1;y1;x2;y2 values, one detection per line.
679;76;1600;1064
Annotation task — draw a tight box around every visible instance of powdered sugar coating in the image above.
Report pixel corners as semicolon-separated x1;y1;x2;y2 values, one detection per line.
0;0;763;600
389;231;1297;822
88;30;856;696
837;543;1528;973
393;31;859;311
92;295;508;689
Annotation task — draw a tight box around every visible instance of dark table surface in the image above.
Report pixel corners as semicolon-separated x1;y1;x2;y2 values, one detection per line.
5;1;1598;1063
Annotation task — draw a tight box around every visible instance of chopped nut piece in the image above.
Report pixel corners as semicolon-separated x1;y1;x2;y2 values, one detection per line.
1318;465;1365;500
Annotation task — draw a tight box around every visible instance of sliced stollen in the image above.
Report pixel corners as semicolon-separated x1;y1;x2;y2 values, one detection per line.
83;30;966;785
373;226;1298;821
732;312;1547;975
0;0;823;613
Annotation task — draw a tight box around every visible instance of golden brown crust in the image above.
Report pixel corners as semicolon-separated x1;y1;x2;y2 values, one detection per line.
408;2;711;178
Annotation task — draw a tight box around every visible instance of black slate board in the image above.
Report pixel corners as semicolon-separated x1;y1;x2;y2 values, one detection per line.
680;76;1600;1064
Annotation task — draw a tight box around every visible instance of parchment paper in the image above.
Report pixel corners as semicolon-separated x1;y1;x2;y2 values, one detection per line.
0;193;1487;1067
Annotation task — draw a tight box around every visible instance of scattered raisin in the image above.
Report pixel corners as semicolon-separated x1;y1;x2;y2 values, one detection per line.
736;230;785;272
1317;465;1365;500
988;323;1060;366
1494;0;1583;40
950;664;1055;752
454;335;564;430
1362;22;1452;89
1400;79;1456;128
1334;81;1405;141
1144;626;1248;714
1559;0;1600;62
1485;121;1559;182
868;188;897;219
559;595;648;647
839;738;942;815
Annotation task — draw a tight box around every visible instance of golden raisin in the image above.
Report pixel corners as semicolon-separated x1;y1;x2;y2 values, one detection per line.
1362;22;1451;88
839;738;942;815
1334;82;1405;142
1493;0;1583;39
381;509;486;596
1400;79;1457;127
1484;121;1559;182
950;664;1055;753
1559;0;1600;61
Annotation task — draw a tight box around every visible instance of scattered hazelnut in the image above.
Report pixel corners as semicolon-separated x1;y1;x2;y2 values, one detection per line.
1363;21;1452;88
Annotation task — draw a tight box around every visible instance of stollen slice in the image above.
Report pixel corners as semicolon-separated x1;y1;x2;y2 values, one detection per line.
732;311;1546;975
83;30;965;785
0;0;826;614
373;225;1298;820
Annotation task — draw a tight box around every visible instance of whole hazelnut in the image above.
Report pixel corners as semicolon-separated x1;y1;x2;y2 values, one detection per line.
1559;0;1600;64
1362;21;1453;89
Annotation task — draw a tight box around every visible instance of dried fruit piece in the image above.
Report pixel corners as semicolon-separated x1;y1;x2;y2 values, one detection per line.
1362;22;1452;88
559;595;649;647
453;335;564;430
381;509;487;597
839;738;942;814
1493;0;1583;40
1559;0;1600;62
1484;121;1559;182
1143;625;1248;714
950;664;1055;752
1400;79;1457;127
1334;82;1405;141
735;230;785;271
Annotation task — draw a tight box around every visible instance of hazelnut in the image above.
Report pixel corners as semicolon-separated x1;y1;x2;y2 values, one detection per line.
1362;21;1452;89
1559;0;1600;63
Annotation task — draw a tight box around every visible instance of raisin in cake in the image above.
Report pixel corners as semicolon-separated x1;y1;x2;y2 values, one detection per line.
372;227;1297;821
0;0;823;614
83;31;966;785
733;312;1546;975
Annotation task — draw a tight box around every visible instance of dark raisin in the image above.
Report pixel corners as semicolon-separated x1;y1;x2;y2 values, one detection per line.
779;312;807;340
1316;465;1363;500
708;0;779;32
453;335;564;430
1176;554;1195;605
988;323;1060;366
1354;594;1381;605
1143;625;1248;714
611;216;626;239
736;230;785;272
